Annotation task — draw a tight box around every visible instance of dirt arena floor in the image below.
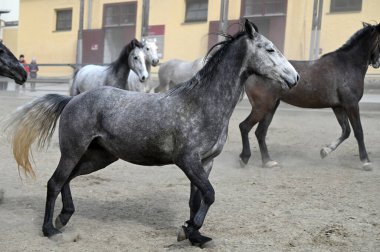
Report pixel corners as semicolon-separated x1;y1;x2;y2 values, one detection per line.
0;83;379;251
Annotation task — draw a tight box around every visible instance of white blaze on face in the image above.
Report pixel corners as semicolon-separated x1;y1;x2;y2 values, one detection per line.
144;40;159;66
129;47;149;82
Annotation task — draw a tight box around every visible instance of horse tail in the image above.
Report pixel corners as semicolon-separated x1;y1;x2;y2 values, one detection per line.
4;94;73;178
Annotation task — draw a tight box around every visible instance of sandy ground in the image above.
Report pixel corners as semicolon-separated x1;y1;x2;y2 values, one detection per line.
0;83;379;251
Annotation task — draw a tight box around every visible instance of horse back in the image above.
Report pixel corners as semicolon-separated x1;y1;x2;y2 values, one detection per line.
72;65;109;94
61;87;179;164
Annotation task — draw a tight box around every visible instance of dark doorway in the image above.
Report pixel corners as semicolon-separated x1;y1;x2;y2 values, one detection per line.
241;0;287;52
83;29;104;65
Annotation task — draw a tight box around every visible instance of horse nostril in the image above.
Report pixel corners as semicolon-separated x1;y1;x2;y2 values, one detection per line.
141;76;146;81
296;74;300;82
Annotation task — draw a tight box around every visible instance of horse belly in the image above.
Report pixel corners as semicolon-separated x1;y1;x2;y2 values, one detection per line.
98;133;174;166
282;82;339;108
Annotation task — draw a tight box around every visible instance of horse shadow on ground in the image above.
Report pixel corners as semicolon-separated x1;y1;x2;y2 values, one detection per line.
1;190;183;233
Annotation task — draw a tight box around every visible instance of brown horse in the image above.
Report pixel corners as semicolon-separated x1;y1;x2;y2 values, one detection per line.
239;22;380;171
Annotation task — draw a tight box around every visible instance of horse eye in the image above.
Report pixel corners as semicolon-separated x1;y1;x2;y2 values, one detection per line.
134;56;138;60
146;48;150;51
266;48;275;53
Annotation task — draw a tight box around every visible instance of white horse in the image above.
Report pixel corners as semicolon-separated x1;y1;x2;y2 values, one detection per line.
70;39;148;96
127;38;159;92
155;57;205;92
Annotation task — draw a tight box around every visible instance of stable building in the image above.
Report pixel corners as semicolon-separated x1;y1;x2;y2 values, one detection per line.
8;0;380;76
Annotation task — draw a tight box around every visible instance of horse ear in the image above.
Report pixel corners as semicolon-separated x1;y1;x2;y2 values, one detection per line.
362;22;371;28
130;39;137;48
244;19;257;39
132;38;142;48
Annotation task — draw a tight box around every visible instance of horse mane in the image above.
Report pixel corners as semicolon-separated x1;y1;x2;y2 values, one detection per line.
323;23;377;58
166;29;247;96
108;39;144;74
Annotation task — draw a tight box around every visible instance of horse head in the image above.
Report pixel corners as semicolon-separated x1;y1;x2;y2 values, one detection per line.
142;38;159;67
0;42;27;84
127;39;149;82
243;19;299;89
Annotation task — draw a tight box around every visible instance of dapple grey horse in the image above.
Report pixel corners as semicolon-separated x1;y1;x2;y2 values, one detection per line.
70;39;148;96
155;57;205;92
5;20;298;246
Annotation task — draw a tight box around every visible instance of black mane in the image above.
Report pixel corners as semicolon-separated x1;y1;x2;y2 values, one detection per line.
322;23;378;58
108;39;144;74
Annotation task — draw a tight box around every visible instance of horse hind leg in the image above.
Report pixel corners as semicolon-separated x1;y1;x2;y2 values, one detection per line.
239;110;259;167
42;154;83;238
54;182;75;230
255;110;279;168
320;107;351;159
55;143;118;230
344;105;372;170
43;135;96;237
255;100;280;168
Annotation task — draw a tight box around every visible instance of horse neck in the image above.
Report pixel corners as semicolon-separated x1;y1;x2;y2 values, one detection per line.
145;60;152;73
184;38;248;117
340;32;374;73
109;61;130;89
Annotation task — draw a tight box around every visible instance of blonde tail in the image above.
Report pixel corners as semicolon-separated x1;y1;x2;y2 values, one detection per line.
3;94;72;178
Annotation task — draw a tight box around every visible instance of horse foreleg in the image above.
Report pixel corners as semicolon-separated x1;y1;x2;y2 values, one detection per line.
255;100;280;168
320;107;351;158
176;154;215;246
178;160;213;243
344;105;372;170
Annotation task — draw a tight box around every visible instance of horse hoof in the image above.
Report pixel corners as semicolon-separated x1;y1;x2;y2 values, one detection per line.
48;233;64;242
55;216;65;230
239;158;248;168
189;233;212;247
320;147;332;159
362;162;373;171
177;226;188;242
263;160;279;168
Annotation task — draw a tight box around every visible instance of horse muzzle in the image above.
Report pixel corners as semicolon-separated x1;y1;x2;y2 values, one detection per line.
3;67;27;85
151;59;159;67
139;73;149;83
282;73;299;89
372;61;380;68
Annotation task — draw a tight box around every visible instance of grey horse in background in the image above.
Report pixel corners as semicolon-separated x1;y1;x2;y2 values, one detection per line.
127;38;159;92
155;57;205;92
5;20;299;246
70;39;148;96
0;42;27;84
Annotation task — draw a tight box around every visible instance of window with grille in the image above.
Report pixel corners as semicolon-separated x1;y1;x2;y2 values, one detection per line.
244;0;287;17
185;0;208;22
104;2;136;27
330;0;362;13
56;9;72;31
